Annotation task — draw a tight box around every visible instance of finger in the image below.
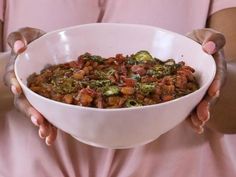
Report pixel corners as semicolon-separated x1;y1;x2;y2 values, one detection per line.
187;29;227;96
4;28;46;91
190;112;204;127
196;99;210;123
7;27;46;54
202;31;226;54
39;122;51;139
194;81;223;128
186;114;204;134
4;70;22;95
187;28;226;53
14;95;44;126
202;41;216;55
4;50;23;95
13;40;27;54
45;126;58;146
207;79;221;98
207;51;227;97
28;107;44;126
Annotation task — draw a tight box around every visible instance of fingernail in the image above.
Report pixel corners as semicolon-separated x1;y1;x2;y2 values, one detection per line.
199;120;205;127
39;130;45;139
197;127;204;134
202;111;210;123
31;116;39;126
207;112;210;121
14;40;25;53
11;85;19;95
215;90;220;97
203;41;216;54
46;138;51;146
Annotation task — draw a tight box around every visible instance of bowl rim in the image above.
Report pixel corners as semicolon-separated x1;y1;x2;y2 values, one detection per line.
15;23;216;112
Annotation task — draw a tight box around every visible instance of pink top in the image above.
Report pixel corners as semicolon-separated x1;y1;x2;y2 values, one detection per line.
1;0;236;177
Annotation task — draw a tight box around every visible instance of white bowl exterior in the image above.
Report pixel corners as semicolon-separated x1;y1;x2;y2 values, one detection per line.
15;24;216;148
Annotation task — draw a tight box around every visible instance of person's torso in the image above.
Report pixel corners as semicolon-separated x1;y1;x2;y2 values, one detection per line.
3;0;210;49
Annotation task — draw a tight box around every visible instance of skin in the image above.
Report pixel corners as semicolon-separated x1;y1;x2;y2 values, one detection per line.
187;29;226;133
207;8;236;61
1;7;236;144
0;25;57;145
0;21;2;52
206;8;236;133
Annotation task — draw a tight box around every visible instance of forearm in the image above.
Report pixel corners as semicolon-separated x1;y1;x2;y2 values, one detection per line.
207;62;236;133
0;20;3;52
206;8;236;133
0;20;12;108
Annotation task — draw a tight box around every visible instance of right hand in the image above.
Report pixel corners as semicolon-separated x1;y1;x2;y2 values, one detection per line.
186;29;226;133
3;27;57;145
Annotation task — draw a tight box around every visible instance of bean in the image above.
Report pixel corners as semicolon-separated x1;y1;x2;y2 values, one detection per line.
121;87;135;95
63;94;73;104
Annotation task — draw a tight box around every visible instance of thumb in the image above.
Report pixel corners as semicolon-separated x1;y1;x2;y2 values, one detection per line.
187;28;226;54
7;27;46;54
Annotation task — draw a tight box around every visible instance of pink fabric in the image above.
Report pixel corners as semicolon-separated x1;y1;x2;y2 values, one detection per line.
210;0;236;15
1;0;236;177
1;0;236;48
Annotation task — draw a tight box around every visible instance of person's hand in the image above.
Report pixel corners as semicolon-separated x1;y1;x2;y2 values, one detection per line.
186;28;226;133
3;27;57;145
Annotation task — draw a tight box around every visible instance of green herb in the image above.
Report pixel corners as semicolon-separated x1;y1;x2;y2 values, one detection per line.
137;83;155;95
82;53;104;63
94;70;108;79
147;64;177;78
106;68;116;76
51;77;79;94
89;80;111;88
103;86;120;96
90;55;104;63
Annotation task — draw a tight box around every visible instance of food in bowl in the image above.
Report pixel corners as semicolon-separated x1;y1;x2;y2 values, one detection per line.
15;23;216;148
27;50;199;108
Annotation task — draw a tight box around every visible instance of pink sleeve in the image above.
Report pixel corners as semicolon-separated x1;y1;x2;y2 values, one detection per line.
0;0;3;21
210;0;236;15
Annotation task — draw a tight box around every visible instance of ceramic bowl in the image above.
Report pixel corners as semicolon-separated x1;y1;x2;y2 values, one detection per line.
15;23;216;149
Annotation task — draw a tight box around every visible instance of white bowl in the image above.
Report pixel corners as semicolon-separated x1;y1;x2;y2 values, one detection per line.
15;23;216;149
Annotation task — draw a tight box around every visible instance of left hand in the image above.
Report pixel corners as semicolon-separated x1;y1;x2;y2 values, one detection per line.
186;28;226;133
4;27;57;145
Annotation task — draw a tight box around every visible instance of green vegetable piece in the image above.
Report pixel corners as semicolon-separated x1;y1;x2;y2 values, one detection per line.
162;65;173;75
82;53;104;63
151;64;176;77
164;59;175;66
125;99;142;107
147;68;163;77
134;50;154;63
103;86;120;96
154;65;164;71
90;55;104;63
138;83;155;95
